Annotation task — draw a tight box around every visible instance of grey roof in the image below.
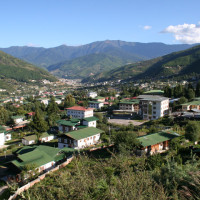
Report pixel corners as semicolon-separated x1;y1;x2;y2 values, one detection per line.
137;95;169;101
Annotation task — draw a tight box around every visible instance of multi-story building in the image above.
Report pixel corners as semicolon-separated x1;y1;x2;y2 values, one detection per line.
66;106;93;119
138;95;169;120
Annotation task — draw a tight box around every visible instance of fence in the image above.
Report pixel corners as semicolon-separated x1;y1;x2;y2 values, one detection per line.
8;156;74;200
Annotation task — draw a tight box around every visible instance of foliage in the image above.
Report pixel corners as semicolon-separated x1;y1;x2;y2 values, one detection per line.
63;94;75;108
29;109;48;133
185;121;200;142
113;131;140;153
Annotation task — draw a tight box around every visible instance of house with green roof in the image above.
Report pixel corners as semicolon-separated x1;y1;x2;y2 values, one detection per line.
88;101;104;110
82;116;98;128
10;145;75;173
22;132;56;146
11;115;25;124
58;127;104;149
57;116;99;134
137;131;180;155
119;99;140;113
181;99;200;111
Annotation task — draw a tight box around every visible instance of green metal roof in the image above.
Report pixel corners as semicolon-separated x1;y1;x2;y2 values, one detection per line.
89;101;103;104
23;135;37;141
138;131;180;147
144;90;164;95
11;145;66;170
83;116;99;122
93;96;105;99
56;120;77;127
182;100;200;106
119;99;139;105
11;115;24;119
65;127;104;140
23;132;54;141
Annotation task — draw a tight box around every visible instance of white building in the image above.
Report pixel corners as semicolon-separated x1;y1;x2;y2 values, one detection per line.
88;91;97;98
82;117;98;128
88;101;104;110
58;127;103;149
37;98;49;105
138;95;169;120
11;116;24;124
66;106;93;119
22;133;55;145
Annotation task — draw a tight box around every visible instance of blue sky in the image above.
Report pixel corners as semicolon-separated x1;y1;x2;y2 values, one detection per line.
1;0;200;47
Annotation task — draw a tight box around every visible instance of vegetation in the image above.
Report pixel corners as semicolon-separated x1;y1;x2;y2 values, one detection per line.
83;44;200;83
0;50;56;82
18;144;200;200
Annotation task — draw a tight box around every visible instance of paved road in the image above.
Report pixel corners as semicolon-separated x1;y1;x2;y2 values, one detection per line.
108;119;146;126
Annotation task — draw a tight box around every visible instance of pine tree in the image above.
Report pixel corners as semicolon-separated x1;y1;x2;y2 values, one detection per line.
195;81;200;97
30;109;48;133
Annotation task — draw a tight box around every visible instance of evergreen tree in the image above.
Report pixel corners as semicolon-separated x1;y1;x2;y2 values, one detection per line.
64;94;75;108
186;88;195;100
195;81;200;97
30;109;48;133
0;107;10;125
46;96;59;115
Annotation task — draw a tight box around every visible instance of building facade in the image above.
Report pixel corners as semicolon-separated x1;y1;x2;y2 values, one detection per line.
66;106;93;119
138;95;169;120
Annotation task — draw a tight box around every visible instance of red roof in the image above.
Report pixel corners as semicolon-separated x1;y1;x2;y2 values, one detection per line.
27;112;35;116
66;106;93;111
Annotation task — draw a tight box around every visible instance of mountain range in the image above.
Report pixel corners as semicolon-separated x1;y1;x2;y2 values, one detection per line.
0;40;196;79
82;44;200;83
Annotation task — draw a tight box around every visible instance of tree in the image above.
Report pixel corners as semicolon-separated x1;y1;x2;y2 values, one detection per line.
64;94;75;108
0;107;10;125
186;88;195;100
195;81;200;97
185;121;200;143
46;96;59;115
177;96;188;105
30;109;48;133
114;131;140;153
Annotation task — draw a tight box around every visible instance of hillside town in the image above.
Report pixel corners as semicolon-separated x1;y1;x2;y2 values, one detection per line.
0;77;200;199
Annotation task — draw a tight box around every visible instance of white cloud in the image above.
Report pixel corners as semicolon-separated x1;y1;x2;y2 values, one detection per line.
162;23;200;44
143;25;152;30
26;43;40;47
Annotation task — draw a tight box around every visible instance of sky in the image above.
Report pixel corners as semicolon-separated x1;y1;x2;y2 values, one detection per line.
1;0;200;48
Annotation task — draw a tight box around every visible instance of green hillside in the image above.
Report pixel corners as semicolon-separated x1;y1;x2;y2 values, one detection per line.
0;51;56;82
48;53;137;79
83;44;200;82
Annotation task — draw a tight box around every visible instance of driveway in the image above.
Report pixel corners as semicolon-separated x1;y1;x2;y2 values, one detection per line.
108;119;146;126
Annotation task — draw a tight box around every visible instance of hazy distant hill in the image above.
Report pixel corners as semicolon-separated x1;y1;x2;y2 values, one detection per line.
0;40;195;69
82;44;200;83
0;51;56;82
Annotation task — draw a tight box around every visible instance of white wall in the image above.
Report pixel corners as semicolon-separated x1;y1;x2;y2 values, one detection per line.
22;139;35;146
0;133;5;146
83;120;96;127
